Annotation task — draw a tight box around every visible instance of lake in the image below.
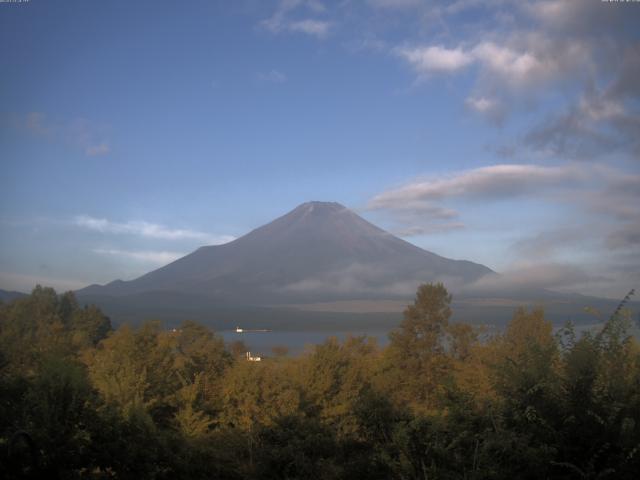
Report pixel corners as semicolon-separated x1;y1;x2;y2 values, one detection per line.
220;329;391;356
218;321;639;357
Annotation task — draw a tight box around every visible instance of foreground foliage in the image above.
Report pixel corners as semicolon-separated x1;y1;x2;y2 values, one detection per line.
0;284;638;479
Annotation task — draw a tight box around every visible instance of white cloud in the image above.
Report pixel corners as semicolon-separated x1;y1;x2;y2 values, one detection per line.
74;215;235;244
527;0;572;24
466;95;506;123
288;19;331;38
471;41;548;88
465;96;498;114
92;249;185;265
396;45;473;74
396;39;584;89
385;0;639;155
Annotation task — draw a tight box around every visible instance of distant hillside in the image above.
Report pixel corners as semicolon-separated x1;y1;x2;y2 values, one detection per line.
0;289;27;302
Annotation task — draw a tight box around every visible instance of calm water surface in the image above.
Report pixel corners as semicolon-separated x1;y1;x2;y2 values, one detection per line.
220;329;391;356
220;322;631;357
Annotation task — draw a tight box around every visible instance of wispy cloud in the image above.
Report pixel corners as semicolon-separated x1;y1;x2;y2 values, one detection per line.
15;112;111;157
92;249;185;265
607;222;640;251
464;262;607;295
74;215;235;244
465;96;504;123
257;69;287;83
471;39;573;90
511;227;588;259
369;162;639;296
523;61;640;159
465;96;496;113
369;164;640;222
367;163;590;240
85;143;110;156
261;0;331;39
393;223;465;237
369;164;584;209
24;112;53;136
368;0;422;9
287;19;330;37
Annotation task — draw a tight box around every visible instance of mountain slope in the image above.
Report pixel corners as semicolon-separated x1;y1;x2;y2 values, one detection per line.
0;289;28;302
77;201;493;304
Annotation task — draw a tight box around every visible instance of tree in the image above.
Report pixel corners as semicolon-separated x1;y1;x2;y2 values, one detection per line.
0;286;72;375
487;308;561;478
84;324;152;415
220;361;302;433
384;283;453;411
174;374;214;438
173;321;231;413
220;360;303;471
84;321;180;424
21;357;94;477
252;415;341;480
552;306;640;478
300;336;378;437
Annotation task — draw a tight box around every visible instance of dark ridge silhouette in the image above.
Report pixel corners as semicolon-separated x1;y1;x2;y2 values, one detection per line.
0;289;28;302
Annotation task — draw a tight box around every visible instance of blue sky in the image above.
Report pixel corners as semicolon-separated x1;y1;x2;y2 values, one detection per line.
1;0;638;298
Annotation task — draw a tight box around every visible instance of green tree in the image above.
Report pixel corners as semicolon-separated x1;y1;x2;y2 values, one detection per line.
0;286;69;375
252;415;342;480
301;336;378;437
84;321;179;424
384;283;453;411
220;359;303;470
174;374;214;438
487;308;561;478
552;308;640;478
22;357;94;477
69;303;111;348
173;320;231;412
